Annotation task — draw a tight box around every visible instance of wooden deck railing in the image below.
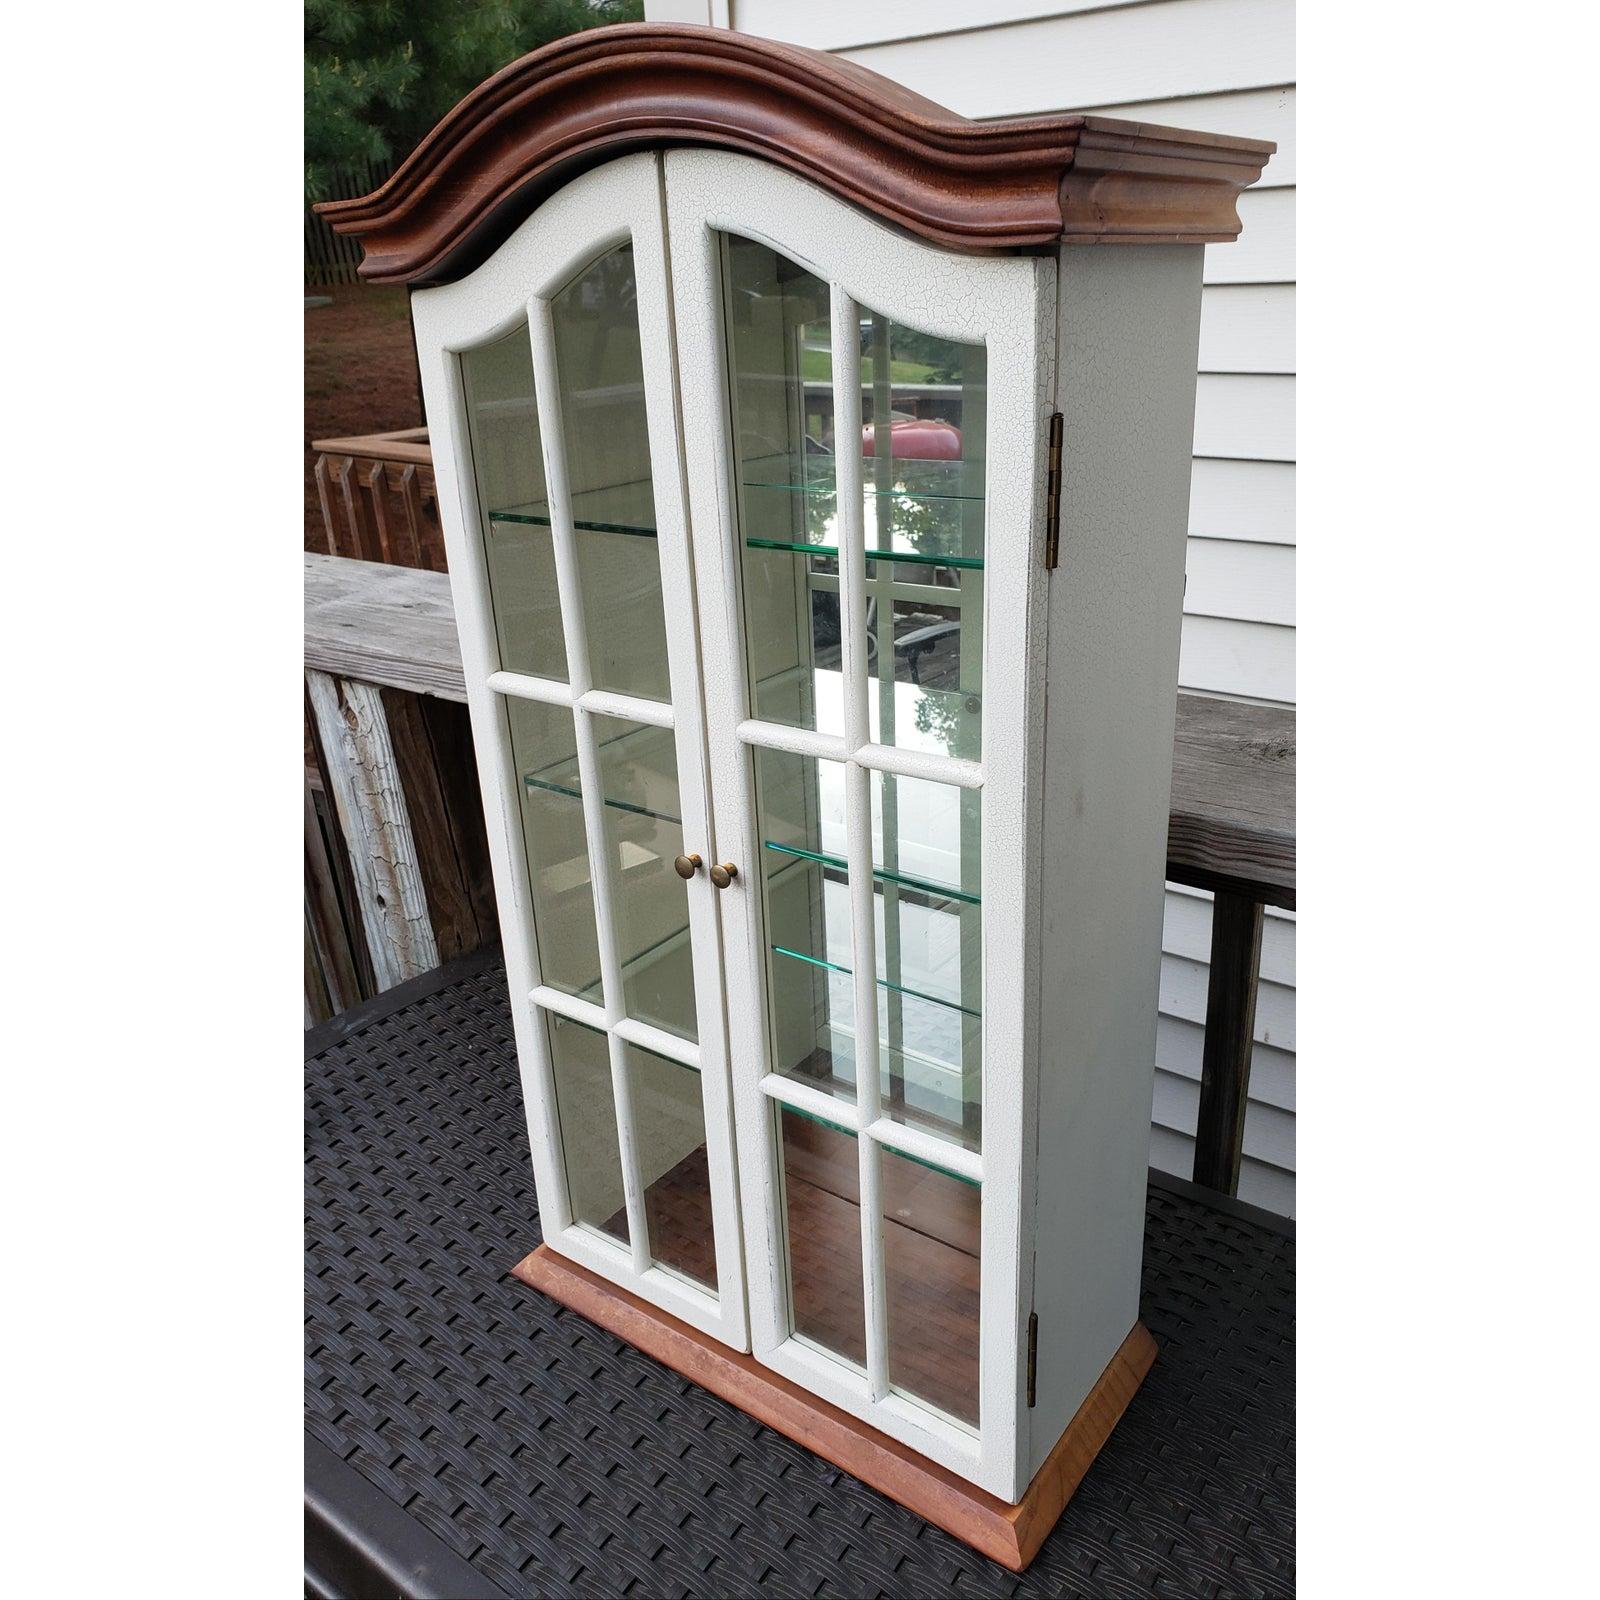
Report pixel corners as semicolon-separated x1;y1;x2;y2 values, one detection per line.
310;428;446;570
304;551;1295;1198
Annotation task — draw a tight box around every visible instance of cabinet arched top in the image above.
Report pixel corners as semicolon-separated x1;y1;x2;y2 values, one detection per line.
315;21;1274;286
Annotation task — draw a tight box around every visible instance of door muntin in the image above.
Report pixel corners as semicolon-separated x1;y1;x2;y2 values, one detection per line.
412;154;747;1349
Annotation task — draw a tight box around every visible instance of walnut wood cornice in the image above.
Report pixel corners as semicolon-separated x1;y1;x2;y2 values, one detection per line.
315;22;1274;285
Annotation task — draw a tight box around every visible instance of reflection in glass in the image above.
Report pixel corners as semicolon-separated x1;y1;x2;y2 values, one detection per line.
550;243;672;701
881;1144;981;1428
859;316;985;762
778;1107;865;1368
754;746;856;1108
626;1043;716;1291
461;323;567;681
506;698;600;998
750;745;983;1149
546;1014;628;1246
591;714;697;1041
722;233;987;761
871;773;983;1152
724;236;840;734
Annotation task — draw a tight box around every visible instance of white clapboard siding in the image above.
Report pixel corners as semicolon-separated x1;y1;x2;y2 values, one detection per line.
1152;1073;1295;1171
1206;188;1295;284
730;0;1144;51
654;0;1298;1214
1185;539;1294;625
1179;615;1295;701
1164;885;1295;986
1160;955;1295;1051
1194;374;1295;461
1189;459;1296;544
1158;889;1295;1214
1151;1124;1295;1216
1200;285;1295;373
827;0;1295;119
1157;1016;1294;1113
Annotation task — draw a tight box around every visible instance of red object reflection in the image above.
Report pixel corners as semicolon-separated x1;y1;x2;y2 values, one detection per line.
861;418;962;460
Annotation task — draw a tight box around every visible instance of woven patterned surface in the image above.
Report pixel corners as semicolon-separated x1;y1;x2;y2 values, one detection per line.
306;958;1294;1598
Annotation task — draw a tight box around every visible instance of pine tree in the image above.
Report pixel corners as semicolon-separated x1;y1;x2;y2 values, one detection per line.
306;0;643;200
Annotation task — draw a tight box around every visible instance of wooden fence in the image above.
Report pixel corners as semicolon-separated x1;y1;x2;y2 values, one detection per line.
306;159;394;287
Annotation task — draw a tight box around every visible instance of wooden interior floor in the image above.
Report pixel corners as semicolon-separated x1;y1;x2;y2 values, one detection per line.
607;1118;981;1426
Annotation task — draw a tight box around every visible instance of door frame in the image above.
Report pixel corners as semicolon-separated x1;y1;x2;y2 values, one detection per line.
412;152;748;1351
664;149;1055;1497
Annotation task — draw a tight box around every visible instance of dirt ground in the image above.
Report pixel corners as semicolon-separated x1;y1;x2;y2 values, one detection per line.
304;282;425;550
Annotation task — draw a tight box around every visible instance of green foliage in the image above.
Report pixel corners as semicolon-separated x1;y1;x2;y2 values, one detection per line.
882;327;966;386
306;0;643;200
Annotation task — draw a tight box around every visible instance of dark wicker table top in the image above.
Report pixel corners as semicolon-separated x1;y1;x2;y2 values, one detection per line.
305;948;1295;1599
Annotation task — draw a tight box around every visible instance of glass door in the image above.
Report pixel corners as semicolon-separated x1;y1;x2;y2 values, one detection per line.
666;150;1052;1497
412;155;746;1349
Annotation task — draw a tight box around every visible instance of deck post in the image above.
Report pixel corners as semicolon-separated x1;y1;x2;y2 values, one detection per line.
306;669;440;991
1191;889;1266;1195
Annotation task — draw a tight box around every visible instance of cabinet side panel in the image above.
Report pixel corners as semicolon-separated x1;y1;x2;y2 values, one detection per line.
1028;245;1204;1479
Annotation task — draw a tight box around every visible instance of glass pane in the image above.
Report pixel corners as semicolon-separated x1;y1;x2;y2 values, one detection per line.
549;243;672;701
723;235;843;736
863;561;981;761
754;745;856;1109
626;1043;716;1291
881;1144;981;1428
591;714;697;1041
547;1014;629;1246
778;1107;864;1368
506;698;600;1000
860;315;985;761
461;323;567;682
872;772;982;1152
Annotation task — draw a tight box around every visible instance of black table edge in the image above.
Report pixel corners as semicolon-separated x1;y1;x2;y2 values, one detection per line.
1146;1167;1294;1239
304;943;507;1060
306;1432;512;1600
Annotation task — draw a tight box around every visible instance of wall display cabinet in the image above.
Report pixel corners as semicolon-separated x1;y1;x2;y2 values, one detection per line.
321;23;1271;1569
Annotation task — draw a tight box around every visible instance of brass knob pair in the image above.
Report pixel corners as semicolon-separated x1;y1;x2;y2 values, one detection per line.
673;853;737;888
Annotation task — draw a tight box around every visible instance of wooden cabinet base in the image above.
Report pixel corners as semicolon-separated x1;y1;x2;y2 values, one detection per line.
511;1244;1156;1572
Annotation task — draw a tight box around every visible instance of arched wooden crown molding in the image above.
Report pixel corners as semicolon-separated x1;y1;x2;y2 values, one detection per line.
316;22;1275;286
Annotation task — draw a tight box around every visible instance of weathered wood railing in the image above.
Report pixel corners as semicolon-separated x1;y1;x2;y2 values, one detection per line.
310;428;446;570
304;552;1295;1197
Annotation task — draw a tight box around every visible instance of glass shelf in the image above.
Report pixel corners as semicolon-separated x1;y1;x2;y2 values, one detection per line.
779;1097;977;1185
746;536;982;572
770;942;981;1021
523;721;682;827
570;918;694;1006
492;478;658;539
742;452;982;503
740;452;984;570
761;839;979;908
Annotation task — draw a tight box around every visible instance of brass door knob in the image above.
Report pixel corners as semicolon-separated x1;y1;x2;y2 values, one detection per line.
673;853;702;880
708;862;739;889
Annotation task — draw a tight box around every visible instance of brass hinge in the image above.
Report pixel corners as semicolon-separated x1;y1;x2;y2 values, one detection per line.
1042;412;1064;569
1026;1311;1039;1407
